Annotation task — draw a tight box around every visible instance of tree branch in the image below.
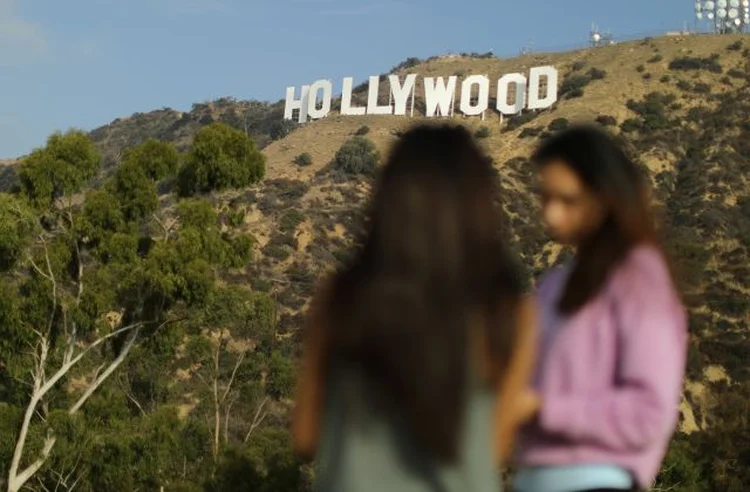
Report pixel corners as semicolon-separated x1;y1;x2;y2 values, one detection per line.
118;374;147;417
243;397;270;443
69;328;140;415
220;350;246;405
9;432;57;492
7;322;142;492
224;394;239;446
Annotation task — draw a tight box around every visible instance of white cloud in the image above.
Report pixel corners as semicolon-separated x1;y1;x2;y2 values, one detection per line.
0;0;48;65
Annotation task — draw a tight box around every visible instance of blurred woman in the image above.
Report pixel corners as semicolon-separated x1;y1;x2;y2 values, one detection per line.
513;126;688;492
292;125;538;492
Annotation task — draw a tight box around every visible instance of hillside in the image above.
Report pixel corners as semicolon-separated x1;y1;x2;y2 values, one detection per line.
2;32;749;491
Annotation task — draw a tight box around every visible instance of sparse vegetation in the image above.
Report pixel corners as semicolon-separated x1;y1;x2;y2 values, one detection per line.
270;119;299;140
475;126;491;139
519;126;543;139
330;136;380;178
389;56;422;73
669;54;723;74
648;54;664;63
693;82;712;94
625;92;675;132
355;125;371;136
294;152;313;167
559;74;592;98
727;40;743;51
505;112;539;131
548;118;569;132
727;68;745;79
559;67;605;99
280;210;305;233
587;67;606;80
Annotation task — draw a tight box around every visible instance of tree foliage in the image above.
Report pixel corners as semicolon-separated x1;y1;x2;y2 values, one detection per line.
178;123;265;196
330;136;380;179
0;127;296;492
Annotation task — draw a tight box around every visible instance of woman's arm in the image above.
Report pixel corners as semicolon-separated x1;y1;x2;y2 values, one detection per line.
291;281;332;460
494;296;538;464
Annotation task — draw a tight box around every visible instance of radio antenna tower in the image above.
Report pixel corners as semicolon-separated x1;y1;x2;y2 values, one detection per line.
589;23;615;47
589;23;602;47
695;0;750;33
520;40;533;56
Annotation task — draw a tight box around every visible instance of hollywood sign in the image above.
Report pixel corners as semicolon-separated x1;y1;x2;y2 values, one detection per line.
284;66;558;123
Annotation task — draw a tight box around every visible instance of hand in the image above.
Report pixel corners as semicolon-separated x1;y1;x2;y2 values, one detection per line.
515;389;541;424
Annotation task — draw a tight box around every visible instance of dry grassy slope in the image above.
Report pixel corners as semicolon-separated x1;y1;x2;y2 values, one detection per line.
258;32;750;284
252;33;750;434
264;33;747;178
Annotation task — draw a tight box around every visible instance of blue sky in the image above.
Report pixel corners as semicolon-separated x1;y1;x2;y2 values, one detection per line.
1;0;697;157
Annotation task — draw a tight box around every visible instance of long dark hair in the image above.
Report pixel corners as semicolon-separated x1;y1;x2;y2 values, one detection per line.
533;125;666;314
322;124;524;463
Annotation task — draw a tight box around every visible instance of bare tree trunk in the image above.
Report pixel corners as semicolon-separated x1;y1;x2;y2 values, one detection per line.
243;397;270;443
212;345;221;462
7;323;141;492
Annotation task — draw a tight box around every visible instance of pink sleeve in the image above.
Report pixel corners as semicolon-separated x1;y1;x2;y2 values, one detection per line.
539;250;688;451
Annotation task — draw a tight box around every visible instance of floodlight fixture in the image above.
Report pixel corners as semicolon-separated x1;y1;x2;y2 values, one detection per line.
696;0;749;31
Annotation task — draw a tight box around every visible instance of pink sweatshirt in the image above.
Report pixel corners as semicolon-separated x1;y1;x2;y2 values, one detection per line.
516;245;688;488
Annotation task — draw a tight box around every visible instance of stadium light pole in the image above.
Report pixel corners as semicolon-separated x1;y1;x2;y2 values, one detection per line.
695;0;750;33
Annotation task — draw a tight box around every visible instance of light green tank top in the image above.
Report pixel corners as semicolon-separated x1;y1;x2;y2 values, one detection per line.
314;367;501;492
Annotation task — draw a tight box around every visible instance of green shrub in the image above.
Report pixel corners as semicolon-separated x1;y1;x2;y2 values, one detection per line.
625;92;675;132
693;82;711;94
293;152;313;167
620;118;641;133
177;123;265;196
548;118;569;131
660;75;671;83
642;73;652;80
519;127;543;139
648;54;664;63
595;115;617;127
270;119;299;140
475;126;491;139
505;112;538;131
587;67;606;80
677;80;692;91
669;56;722;74
571;60;587;71
390;57;422;73
331;136;380;177
355;125;371;136
280;210;304;233
560;74;591;98
727;68;745;79
636;64;645;73
727;40;743;51
568;87;584;98
227;209;245;228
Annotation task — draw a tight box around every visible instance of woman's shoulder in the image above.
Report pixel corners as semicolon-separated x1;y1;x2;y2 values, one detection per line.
609;243;677;298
